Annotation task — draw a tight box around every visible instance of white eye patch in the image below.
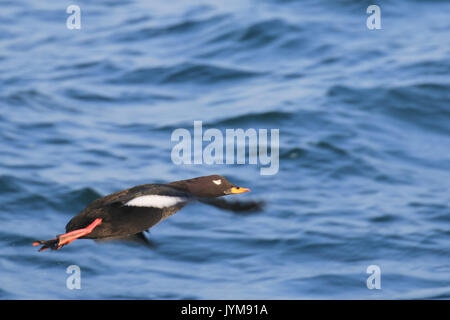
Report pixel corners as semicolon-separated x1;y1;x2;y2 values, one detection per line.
125;195;187;208
212;179;222;185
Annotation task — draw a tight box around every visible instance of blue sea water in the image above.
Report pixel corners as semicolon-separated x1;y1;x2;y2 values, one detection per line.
0;0;449;299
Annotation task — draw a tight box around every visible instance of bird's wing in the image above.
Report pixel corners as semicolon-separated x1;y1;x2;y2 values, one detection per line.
94;231;157;248
88;184;194;209
198;198;265;213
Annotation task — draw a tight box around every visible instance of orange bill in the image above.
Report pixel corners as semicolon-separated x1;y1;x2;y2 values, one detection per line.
230;187;251;194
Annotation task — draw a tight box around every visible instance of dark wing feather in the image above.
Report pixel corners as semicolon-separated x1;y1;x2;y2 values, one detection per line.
89;183;194;208
65;184;194;237
199;198;265;213
95;232;157;248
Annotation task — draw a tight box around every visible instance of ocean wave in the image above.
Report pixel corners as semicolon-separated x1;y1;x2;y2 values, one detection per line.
213;110;293;126
57;187;103;209
109;62;263;85
206;18;300;47
1;0;449;299
326;83;450;134
113;14;230;43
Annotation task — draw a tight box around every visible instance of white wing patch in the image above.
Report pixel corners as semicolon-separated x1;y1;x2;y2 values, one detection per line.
125;195;187;208
213;179;222;185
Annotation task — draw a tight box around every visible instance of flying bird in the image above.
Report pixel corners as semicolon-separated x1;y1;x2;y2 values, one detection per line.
33;175;260;252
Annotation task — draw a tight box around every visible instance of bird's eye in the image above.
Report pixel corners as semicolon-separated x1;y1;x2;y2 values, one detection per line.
213;179;222;185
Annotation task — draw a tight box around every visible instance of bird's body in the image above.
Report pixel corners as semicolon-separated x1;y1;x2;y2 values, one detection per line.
65;184;192;240
33;175;252;251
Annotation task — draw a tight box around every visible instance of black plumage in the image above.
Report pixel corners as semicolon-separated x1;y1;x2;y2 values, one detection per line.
33;175;255;251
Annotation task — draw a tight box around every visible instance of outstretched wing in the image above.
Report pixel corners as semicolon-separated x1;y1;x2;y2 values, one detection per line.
87;183;194;209
66;184;195;237
198;198;265;214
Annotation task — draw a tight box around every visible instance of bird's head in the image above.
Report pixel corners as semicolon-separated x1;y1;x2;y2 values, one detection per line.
169;175;250;198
